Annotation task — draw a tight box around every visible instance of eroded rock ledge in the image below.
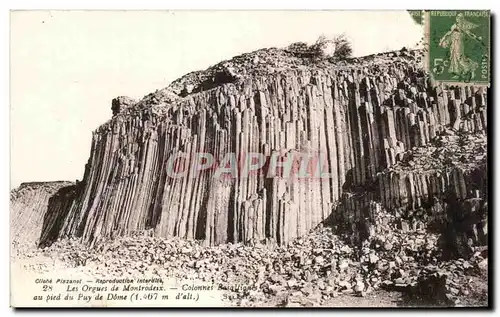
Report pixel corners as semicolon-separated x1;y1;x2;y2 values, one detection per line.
10;181;75;252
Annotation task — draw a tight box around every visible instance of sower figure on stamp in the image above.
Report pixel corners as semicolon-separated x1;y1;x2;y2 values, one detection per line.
438;13;484;80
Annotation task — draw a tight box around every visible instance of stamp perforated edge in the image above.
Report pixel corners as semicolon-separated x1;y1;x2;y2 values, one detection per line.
424;10;491;88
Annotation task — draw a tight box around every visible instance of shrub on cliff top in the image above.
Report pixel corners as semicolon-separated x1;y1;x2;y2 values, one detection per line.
286;34;353;61
331;34;353;60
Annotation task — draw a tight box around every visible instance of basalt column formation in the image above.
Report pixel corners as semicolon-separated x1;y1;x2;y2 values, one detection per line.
17;48;486;248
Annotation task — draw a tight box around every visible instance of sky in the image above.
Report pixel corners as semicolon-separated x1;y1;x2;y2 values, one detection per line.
10;11;422;189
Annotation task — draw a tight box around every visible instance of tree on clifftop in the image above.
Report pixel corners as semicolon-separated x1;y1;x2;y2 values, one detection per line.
331;34;353;60
286;34;353;61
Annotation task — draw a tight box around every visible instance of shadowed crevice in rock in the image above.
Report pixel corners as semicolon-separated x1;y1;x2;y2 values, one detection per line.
38;184;77;248
10;181;75;249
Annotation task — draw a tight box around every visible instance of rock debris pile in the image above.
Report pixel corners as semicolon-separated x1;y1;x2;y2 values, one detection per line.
28;208;487;307
391;129;487;173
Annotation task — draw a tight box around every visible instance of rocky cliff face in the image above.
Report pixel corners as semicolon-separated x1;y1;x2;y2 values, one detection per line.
10;181;74;252
11;48;488;249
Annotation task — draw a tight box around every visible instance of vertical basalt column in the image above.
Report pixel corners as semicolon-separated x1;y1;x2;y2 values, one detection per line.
37;60;488;247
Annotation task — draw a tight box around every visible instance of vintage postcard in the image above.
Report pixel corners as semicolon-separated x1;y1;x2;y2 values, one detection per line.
10;10;489;308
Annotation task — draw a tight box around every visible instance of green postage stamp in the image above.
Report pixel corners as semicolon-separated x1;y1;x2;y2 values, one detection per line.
426;10;491;86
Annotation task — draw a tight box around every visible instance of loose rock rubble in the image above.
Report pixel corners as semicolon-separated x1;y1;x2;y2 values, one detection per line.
19;213;487;307
391;129;487;173
408;250;488;307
